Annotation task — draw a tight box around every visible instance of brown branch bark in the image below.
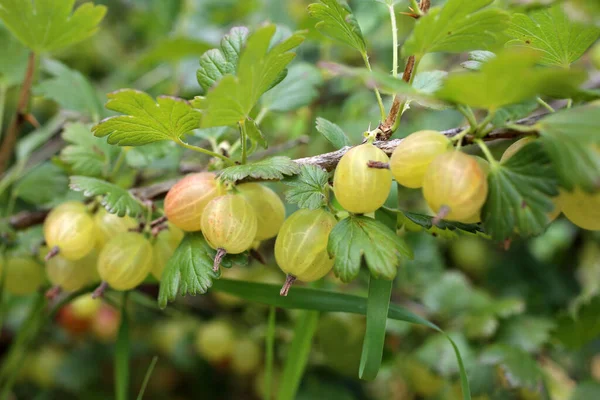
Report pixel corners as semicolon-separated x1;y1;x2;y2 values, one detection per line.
0;52;37;174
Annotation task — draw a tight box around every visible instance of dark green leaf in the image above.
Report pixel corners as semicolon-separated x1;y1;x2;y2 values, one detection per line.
196;27;248;93
461;50;495;71
60;123;118;178
218;156;300;182
0;0;106;53
200;25;304;127
553;296;600;349
397;210;486;239
359;276;391;380
536;105;600;191
401;0;509;58
491;99;539;127
277;310;319;400
262;63;323;112
69;176;146;217
327;215;413;282
0;26;29;87
125;142;177;169
480;345;542;390
437;50;587;110
14;163;68;205
245;118;267;149
307;0;366;54
34;59;103;120
482;141;559;240
506;5;600;67
139;37;211;66
115;293;129;400
93;89;202;146
315;117;350;149
157;233;248;309
284;164;329;210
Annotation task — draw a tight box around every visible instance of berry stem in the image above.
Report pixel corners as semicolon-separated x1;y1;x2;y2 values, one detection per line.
432;205;450;226
213;248;227;272
92;281;109;299
280;274;296;297
45;285;62;300
44;246;60;261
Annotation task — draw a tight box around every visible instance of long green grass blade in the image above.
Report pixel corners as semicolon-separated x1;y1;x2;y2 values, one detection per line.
136;356;158;400
276;310;319;400
264;306;276;400
359;276;392;380
115;292;130;400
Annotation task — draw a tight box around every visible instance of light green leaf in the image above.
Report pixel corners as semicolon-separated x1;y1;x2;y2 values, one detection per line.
60;123;118;178
262;63;323;112
536;105;600;191
92;89;202;146
482;141;559;240
125;142;178;169
34;59;103;119
506;5;600;67
327;215;413;282
245;118;267;149
491;99;538;127
461;50;495;71
499;316;555;352
0;26;29;86
480;345;542;390
315;117;350;149
69;176;146;217
196;27;248;93
437;50;587;110
138;37;211;67
14;162;68;205
395;210;486;239
15;114;65;161
158;233;248;309
411;70;449;109
401;0;509;58
0;0;106;53
307;0;366;53
417;332;474;377
553;296;600;350
284;164;329;210
200;25;304;127
218;156;300;183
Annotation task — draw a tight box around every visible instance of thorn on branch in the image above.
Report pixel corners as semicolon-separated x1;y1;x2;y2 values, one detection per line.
367;160;390;169
92;281;109;299
150;216;168;228
213;248;227;272
44;246;60;261
45;285;62;300
249;248;266;265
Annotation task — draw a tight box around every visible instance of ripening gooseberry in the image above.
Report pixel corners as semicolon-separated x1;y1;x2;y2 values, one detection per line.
333;143;392;214
423;151;488;222
97;232;154;290
94;208;138;248
44;202;96;261
0;257;45;295
194;320;235;363
236;183;286;240
164;173;224;232
231;338;262;375
390;130;451;188
201;195;258;270
558;188;600;230
275;208;337;295
46;250;100;292
151;224;184;280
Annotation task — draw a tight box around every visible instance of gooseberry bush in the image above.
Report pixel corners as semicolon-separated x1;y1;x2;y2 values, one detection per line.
1;0;600;399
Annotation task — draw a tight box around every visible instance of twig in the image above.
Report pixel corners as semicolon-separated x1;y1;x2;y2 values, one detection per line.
0;52;36;174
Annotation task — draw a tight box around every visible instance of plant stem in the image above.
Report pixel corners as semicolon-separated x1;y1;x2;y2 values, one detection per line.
536;97;555;113
410;0;422;14
255;107;269;125
239;120;248;164
457;105;478;130
264;306;276;400
474;139;498;166
566;99;573;109
389;56;421;133
174;137;235;166
136;356;158;400
389;4;399;78
110;149;127;181
475;110;496;138
361;52;387;122
0;52;36;174
0;84;7;139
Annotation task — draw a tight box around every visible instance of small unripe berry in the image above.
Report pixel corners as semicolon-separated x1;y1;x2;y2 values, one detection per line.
558;188;600;230
93;208;138;248
236;183;286;240
151;224;184;280
97;232;153;290
0;257;45;295
46;250;100;291
44;201;96;261
194;320;235;363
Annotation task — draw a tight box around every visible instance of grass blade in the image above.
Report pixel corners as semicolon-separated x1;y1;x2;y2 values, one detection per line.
115;292;130;400
276;310;319;400
359;276;392;380
264;306;276;400
136;356;158;400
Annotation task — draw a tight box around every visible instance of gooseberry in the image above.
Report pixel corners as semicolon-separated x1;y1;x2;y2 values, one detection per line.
194;319;235;363
97;232;154;290
0;256;45;295
46;250;100;292
151;224;184;280
558;188;600;230
236;183;286;240
44;201;96;260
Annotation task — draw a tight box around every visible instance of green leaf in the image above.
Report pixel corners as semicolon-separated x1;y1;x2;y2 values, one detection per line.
401;0;509;58
461;50;495;71
125;142;177;169
196;27;249;93
69;176;146;217
506;5;600;67
157;233;248;309
491;99;539;127
553;296;600;349
60;123;118;178
536;105;600;191
15;114;65;161
411;70;449;109
218;156;300;183
210;279;472;400
277;310;319;400
34;59;103;120
92;89;202;146
284;164;329;210
245;118;267;149
115;293;129;400
262;63;323;112
307;0;366;54
200;25;304;127
0;26;29;87
499;316;555;352
417;332;474;377
572;382;600;400
315;117;350;149
359;276;392;380
482;141;559;240
139;37;211;67
14;163;68;205
0;0;106;53
437;50;587;110
395;210;486;238
327;215;413;282
480;345;542;390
